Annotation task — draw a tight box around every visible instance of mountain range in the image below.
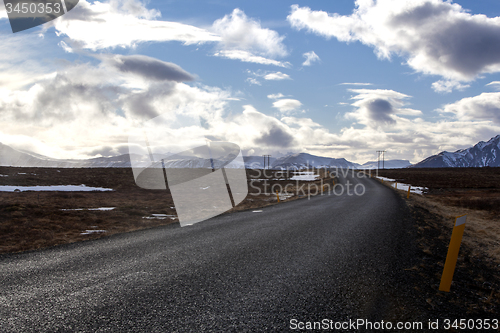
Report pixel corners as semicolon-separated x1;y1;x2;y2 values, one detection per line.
413;135;500;168
0;142;411;169
3;135;500;169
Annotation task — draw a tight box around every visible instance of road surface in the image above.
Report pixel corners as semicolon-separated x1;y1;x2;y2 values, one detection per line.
0;172;423;332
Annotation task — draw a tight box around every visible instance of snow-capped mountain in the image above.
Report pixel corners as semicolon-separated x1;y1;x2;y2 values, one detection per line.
413;135;500;168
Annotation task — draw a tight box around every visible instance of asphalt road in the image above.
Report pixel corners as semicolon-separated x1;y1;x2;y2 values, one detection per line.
0;172;423;332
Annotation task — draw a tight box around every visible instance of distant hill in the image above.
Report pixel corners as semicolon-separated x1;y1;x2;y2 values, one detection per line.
413;135;500;168
270;152;358;170
0;143;132;168
360;159;412;169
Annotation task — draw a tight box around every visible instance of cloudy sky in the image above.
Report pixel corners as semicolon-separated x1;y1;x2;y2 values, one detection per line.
1;0;500;163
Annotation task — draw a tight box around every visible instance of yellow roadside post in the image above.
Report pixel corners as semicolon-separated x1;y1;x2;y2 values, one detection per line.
276;190;280;203
395;182;397;189
407;185;411;199
439;215;467;292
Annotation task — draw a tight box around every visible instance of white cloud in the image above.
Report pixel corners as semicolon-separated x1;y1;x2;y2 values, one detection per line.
288;1;500;91
339;82;373;86
213;8;287;58
0;33;57;90
431;80;470;93
272;98;302;113
214;50;290;67
0;1;7;20
53;3;290;67
246;77;261;86
246;70;291;84
302;51;320;66
281;117;321;128
440;92;500;123
267;93;285;99
58;41;74;53
486;81;500;90
264;72;291;80
52;0;220;50
211;9;290;66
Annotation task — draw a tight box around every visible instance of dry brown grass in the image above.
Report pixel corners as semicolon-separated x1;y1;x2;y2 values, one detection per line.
408;193;500;264
0;167;332;254
371;170;500;264
366;172;500;316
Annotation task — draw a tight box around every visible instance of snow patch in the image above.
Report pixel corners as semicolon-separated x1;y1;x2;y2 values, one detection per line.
80;230;106;235
290;172;319;181
61;207;115;211
143;214;177;220
0;185;114;192
376;177;427;195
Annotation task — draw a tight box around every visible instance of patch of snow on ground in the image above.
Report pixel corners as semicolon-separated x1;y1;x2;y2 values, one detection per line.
143;214;177;220
80;230;106;235
0;185;114;192
278;193;294;200
375;177;428;195
290;171;319;181
375;176;396;182
61;207;115;211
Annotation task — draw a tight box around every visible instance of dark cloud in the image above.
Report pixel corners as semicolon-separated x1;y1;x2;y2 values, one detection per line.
254;125;296;148
390;2;452;27
58;2;105;22
122;82;175;119
389;2;500;78
290;1;500;83
109;55;195;82
365;98;396;125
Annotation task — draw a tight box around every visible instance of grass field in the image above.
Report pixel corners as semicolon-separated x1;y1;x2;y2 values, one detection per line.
0;166;332;253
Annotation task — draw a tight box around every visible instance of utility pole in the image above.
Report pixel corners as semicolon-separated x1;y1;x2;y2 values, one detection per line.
376;150;386;170
263;155;271;169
